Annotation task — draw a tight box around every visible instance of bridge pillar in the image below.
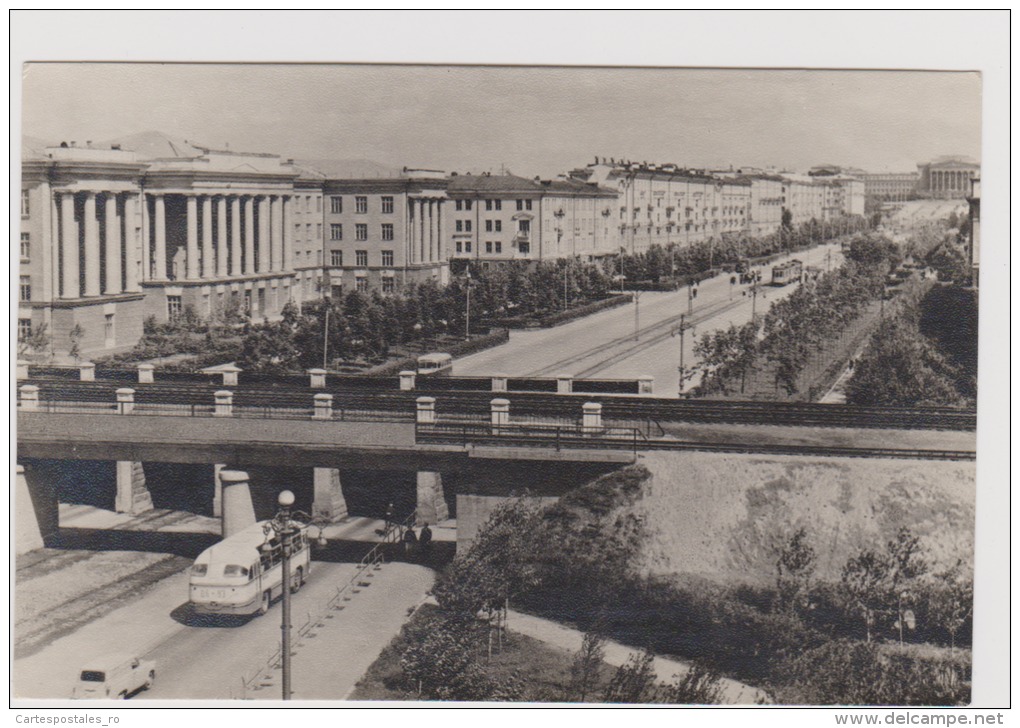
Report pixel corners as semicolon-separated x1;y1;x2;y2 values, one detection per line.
17;359;29;380
137;363;155;384
115;461;153;514
308;368;327;389
491;373;508;393
221;365;241;387
116;388;136;415
220;469;257;538
312;393;333;420
19;384;39;411
313;467;348;522
416;396;436;424
214;390;234;417
79;362;96;382
399;370;416;391
416;471;448;526
15;465;46;555
491;398;510;434
638;375;654;395
582;402;604;433
557;374;573;394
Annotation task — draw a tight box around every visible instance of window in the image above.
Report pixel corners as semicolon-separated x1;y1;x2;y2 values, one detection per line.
465;242;472;253
331;284;343;299
381;196;394;214
305;195;312;212
495;220;502;232
306;223;312;240
356;277;368;292
519;241;530;254
465;200;473;211
455;200;463;211
167;295;183;321
382;277;395;293
495;242;502;253
382;250;394;267
316;197;322;212
456;220;463;232
330;223;343;240
330;196;343;214
465;220;472;232
294;224;302;241
20;232;30;260
381;223;394;241
485;241;493;253
356;250;368;267
526;199;532;210
105;313;115;343
21;189;29;217
456;241;463;253
485;220;493;232
516;200;523;211
495;200;502;211
19;276;31;301
316;223;322;239
356;224;368;241
485;200;493;211
331;250;343;267
356;196;368;213
18;319;31;339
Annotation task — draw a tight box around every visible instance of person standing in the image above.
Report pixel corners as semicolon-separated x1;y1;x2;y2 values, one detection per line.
402;525;417;557
419;522;433;556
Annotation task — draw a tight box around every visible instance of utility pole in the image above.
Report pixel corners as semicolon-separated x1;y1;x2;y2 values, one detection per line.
633;291;642;341
322;307;329;369
673;314;694;396
465;268;472;340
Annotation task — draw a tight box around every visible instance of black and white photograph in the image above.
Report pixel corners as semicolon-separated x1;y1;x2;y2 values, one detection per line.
10;10;1008;719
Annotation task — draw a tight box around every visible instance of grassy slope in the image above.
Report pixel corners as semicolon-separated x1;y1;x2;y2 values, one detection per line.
629;451;975;584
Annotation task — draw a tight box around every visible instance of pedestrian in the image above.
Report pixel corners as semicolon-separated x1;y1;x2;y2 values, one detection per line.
403;525;417;557
419;522;433;555
384;502;394;530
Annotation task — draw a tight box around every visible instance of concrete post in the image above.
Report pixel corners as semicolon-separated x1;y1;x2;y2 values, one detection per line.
308;368;327;389
214;390;233;417
638;375;654;395
115;461;152;514
491;373;508;393
221;365;241;387
19;385;39;411
491;398;510;434
556;374;573;394
219;469;257;538
313;468;348;522
16;360;29;380
399;371;416;391
116;388;135;415
15;465;45;555
582;402;604;433
416;396;436;424
212;463;225;517
312;393;333;420
416;471;449;526
137;363;155;383
79;362;96;382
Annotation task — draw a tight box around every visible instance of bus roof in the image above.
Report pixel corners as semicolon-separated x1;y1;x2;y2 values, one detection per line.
79;653;137;672
417;352;452;364
195;520;279;564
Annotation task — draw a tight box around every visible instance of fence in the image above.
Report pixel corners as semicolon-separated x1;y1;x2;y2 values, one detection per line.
415;421;644;454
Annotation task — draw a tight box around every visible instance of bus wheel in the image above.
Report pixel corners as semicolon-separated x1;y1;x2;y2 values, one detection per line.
291;567;303;594
258;590;270;615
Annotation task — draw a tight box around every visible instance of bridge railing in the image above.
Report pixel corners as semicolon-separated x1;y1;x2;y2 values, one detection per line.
415;421;645;454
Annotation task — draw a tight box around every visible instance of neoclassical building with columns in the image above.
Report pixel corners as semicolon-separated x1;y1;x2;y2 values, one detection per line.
20;134;307;359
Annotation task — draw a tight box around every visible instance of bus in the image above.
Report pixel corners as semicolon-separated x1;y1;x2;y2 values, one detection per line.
189;520;312;616
771;259;804;286
417;352;453;377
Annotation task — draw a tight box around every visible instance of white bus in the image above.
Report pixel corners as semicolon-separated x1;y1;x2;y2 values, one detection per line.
417;352;453;376
189;520;312;616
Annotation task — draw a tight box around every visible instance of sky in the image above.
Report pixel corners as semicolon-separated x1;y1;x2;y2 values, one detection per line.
21;63;980;178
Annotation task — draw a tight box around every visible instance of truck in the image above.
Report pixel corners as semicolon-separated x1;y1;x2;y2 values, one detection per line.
72;654;156;699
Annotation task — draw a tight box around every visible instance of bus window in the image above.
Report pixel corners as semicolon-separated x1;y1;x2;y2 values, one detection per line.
223;564;249;578
191;564;207;577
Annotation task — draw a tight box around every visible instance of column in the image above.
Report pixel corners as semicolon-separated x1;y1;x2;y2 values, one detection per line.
16;465;46;555
282;195;293;271
231;196;242;276
419;199;426;262
313;468;348;522
258;196;271;273
416;471;449;526
83;192;101;296
104;194;122;294
115;461;152;515
202;195;214;278
217;196;229;278
154;194;168;280
271;195;284;271
60;192;79;298
124;195;140;291
244;196;256;274
186;194;199;279
407;199;416;265
428;199;435;263
219;470;256;538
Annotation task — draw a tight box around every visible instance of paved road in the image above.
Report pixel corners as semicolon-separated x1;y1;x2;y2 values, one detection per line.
456;243;842;397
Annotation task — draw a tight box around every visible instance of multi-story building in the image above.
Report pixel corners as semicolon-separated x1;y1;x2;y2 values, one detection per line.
860;172;920;202
967;177;980;289
917;156;981;199
779;174;827;227
447;174;543;265
537;178;618;261
746;175;785;236
315;166;449;296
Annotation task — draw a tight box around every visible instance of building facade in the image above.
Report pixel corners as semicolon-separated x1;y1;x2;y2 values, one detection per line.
860;172;920;203
917;156;981;199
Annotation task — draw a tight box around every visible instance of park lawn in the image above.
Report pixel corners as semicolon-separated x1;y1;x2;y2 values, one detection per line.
350;603;606;703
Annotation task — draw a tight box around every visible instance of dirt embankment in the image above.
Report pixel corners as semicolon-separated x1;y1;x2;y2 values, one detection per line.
625;451;975;584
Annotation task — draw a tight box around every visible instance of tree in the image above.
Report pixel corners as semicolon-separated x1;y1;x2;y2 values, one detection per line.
926;561;973;651
568;630;607;702
68;324;85;362
603;650;657;704
775;527;816;613
660;664;724;705
840;549;889;642
18;322;51;358
781;207;793;231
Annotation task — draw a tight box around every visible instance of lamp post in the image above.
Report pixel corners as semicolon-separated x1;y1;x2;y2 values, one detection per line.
464;269;471;340
262;490;327;701
673;315;695;396
555;210;566;310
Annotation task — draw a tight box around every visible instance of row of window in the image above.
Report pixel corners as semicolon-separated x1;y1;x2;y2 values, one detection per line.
329;250;395;267
452;199;535;212
454;220;507;233
329;196;394;215
453;240;530;255
329;223;394;241
331;277;395;295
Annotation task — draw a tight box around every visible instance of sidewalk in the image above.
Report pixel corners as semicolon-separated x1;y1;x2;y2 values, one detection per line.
505;609;769;705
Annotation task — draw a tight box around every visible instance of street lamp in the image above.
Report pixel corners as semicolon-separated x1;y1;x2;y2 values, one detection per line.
464;268;472;340
262;490;328;701
672;315;695;396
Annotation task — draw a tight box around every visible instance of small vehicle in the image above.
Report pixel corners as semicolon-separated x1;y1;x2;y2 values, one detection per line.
771;259;804;286
72;654;155;699
417;352;453;377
